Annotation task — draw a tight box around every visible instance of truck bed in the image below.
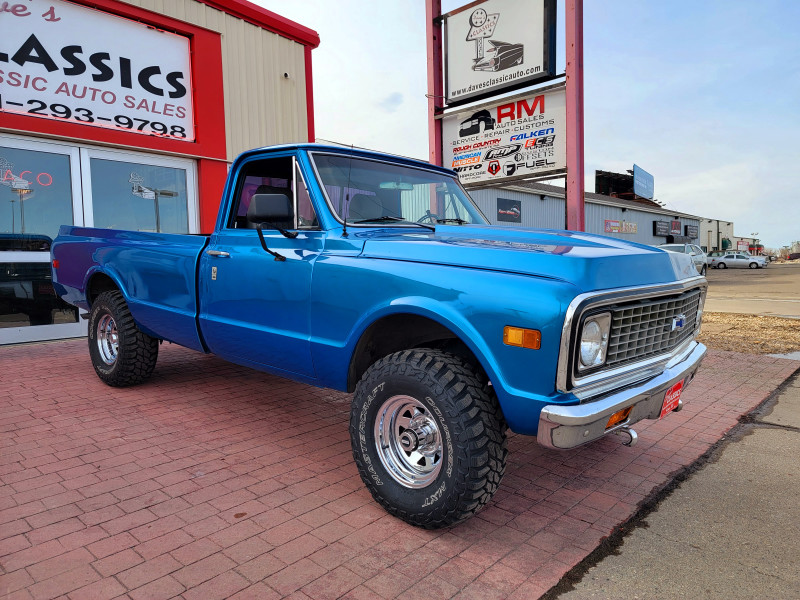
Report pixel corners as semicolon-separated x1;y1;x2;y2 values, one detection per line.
52;226;209;352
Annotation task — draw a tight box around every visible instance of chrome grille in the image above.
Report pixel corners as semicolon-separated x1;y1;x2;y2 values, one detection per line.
604;289;702;368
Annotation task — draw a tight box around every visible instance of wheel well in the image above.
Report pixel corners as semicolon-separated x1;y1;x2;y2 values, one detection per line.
86;273;120;307
347;314;484;392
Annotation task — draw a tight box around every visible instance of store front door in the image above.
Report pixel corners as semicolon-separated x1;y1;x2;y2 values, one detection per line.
1;134;198;345
0;137;87;344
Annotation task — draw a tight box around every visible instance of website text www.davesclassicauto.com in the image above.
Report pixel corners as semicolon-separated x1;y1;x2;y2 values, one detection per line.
451;66;540;98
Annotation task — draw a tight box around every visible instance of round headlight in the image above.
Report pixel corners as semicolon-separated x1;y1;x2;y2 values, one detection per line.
580;320;603;367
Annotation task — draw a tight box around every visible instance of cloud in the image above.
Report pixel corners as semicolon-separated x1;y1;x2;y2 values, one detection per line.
377;92;404;113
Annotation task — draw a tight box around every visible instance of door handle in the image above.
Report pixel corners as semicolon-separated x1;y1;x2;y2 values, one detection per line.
206;250;230;257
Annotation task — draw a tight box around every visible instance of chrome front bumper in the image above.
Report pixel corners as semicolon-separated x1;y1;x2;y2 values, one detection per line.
537;342;707;450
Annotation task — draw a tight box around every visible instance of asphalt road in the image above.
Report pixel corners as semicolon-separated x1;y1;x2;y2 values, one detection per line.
704;263;800;318
550;371;800;600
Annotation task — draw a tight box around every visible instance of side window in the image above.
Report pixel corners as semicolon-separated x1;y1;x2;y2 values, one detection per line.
295;163;319;229
228;156;293;229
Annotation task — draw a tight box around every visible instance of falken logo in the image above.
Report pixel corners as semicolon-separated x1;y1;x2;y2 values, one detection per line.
671;314;687;331
484;144;521;160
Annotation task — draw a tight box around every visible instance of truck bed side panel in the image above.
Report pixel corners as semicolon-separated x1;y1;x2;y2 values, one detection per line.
52;227;208;351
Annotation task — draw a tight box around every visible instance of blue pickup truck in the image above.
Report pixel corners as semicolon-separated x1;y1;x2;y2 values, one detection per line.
51;144;707;528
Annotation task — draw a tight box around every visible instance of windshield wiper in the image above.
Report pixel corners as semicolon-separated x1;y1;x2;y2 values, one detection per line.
352;216;435;231
434;218;469;225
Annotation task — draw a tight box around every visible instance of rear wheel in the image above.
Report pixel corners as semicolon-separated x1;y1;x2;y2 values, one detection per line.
350;349;507;528
88;291;158;387
718;262;727;269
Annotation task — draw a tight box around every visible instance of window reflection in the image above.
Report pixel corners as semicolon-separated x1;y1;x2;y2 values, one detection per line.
91;158;188;233
0;146;74;241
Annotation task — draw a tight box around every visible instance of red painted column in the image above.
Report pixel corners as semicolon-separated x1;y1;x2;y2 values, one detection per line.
565;0;585;231
426;0;443;166
304;46;316;142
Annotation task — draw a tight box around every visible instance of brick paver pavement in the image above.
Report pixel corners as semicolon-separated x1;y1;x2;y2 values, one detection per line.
1;340;798;600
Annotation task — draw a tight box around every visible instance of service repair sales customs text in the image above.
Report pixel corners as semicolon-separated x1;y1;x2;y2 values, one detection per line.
0;0;195;140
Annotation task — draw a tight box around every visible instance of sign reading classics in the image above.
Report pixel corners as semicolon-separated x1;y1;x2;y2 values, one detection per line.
444;0;556;106
442;84;566;186
0;0;195;141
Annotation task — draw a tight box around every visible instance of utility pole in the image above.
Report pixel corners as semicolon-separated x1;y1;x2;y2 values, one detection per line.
565;0;585;231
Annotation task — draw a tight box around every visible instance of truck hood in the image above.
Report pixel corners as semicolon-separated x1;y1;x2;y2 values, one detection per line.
356;225;698;292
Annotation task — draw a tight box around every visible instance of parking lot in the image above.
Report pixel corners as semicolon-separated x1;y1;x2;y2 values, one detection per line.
1;338;799;599
704;263;800;318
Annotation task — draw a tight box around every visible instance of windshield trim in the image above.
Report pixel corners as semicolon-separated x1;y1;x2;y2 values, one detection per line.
307;151;488;228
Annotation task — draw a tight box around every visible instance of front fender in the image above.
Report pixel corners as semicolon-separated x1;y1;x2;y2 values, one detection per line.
309;256;580;433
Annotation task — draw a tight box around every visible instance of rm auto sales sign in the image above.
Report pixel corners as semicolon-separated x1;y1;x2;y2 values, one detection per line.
442;84;566;186
0;0;194;141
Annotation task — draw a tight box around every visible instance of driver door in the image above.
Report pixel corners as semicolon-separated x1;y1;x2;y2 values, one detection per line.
198;155;322;377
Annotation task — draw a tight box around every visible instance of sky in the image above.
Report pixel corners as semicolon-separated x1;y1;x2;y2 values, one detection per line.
254;0;800;250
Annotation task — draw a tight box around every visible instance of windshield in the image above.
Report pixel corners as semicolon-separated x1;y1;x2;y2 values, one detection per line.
311;153;487;226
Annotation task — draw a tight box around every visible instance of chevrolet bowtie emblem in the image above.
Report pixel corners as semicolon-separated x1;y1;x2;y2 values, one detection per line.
672;314;687;331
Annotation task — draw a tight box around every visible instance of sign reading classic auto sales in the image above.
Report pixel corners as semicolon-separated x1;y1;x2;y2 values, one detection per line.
0;0;195;141
443;0;556;105
442;84;566;186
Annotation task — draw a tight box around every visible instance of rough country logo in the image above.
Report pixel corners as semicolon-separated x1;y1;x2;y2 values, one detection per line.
466;8;524;73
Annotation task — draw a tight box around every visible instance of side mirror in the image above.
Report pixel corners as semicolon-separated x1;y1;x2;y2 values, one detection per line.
247;193;291;224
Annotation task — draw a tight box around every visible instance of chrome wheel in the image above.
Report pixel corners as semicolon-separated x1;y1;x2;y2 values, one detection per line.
96;314;119;365
374;395;443;488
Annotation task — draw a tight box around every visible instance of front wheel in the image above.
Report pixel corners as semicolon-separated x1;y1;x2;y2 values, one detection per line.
749;262;758;269
88;290;159;387
350;349;507;529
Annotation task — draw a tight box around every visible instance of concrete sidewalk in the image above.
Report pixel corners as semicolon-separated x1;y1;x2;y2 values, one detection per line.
550;370;800;600
1;341;798;599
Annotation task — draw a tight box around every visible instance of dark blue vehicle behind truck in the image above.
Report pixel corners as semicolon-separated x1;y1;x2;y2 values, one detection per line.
52;144;707;528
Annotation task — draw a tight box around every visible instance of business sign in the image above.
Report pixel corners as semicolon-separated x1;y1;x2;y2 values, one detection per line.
633;164;654;199
684;225;699;238
605;220;637;234
670;220;682;235
653;220;670;237
497;198;521;223
444;0;556;106
737;240;750;252
0;0;194;141
442;84;566;186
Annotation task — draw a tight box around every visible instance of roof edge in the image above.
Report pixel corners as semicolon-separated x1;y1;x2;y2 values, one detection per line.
197;0;320;48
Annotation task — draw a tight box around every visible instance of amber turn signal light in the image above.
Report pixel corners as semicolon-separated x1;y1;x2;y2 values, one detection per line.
606;406;633;430
503;326;541;350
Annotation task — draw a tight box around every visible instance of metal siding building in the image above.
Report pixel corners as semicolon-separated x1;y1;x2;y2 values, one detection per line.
123;0;314;161
469;188;565;230
469;183;701;245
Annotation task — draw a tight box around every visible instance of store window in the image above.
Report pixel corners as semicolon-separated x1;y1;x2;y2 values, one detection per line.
0;138;83;342
82;149;196;234
0;135;198;345
0;147;75;240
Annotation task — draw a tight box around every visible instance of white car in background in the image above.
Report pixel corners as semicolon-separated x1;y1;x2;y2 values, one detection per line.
658;243;708;276
712;253;768;269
